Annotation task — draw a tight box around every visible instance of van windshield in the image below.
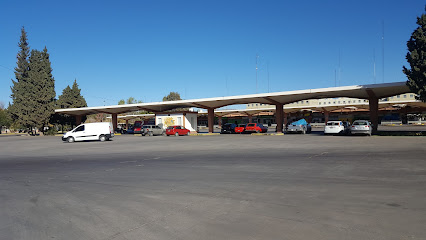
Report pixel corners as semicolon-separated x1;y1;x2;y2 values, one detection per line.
74;125;84;132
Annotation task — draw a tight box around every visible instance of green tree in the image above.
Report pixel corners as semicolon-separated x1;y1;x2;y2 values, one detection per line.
403;8;426;102
27;48;56;133
162;92;188;111
57;79;87;109
118;97;142;105
56;79;87;128
163;92;182;101
9;28;56;134
0;103;12;133
9;27;31;129
117;97;144;115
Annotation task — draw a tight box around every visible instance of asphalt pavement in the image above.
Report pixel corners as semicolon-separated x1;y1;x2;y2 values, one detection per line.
0;134;425;240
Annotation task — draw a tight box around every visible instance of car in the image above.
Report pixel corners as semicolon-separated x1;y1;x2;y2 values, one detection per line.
221;123;237;134
133;121;143;134
126;127;134;134
350;120;372;136
165;125;191;136
286;119;311;134
62;122;114;143
244;123;268;133
324;121;350;135
142;125;165;136
234;124;246;134
115;127;126;134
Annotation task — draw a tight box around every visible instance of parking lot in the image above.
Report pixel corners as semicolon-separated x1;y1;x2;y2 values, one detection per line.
1;134;425;240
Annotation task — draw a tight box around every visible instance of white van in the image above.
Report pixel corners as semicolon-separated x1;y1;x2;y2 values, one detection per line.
62;122;114;143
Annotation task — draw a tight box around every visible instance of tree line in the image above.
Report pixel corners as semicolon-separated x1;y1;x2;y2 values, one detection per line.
1;27;87;135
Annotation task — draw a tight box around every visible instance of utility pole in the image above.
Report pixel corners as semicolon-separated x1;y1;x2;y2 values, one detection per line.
256;53;259;94
373;49;376;84
267;61;270;93
335;69;337;87
338;49;341;86
382;20;385;83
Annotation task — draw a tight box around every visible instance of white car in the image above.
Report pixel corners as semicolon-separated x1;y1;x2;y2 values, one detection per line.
350;120;372;136
324;121;348;135
62;122;114;143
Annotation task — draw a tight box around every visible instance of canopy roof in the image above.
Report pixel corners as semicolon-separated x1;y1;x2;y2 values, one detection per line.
56;82;411;116
205;99;426;117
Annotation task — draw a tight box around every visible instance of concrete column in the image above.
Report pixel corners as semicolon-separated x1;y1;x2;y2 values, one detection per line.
307;112;313;123
208;108;215;133
284;112;288;127
248;114;253;123
75;115;82;126
112;113;118;131
324;111;329;124
125;120;129;130
275;103;284;133
368;97;379;134
218;116;222;127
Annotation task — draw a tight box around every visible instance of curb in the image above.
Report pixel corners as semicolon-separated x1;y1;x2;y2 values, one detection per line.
251;133;284;136
189;133;221;136
0;133;28;136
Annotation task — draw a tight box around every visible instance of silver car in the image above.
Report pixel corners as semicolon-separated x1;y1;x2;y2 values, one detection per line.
142;125;166;136
350;120;372;136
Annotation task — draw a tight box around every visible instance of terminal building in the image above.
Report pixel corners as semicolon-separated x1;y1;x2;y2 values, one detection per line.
56;82;426;134
237;93;425;126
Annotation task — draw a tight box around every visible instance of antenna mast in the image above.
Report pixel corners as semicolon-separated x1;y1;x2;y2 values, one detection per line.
338;49;341;86
382;20;385;83
373;49;376;84
267;61;270;93
335;69;337;87
256;53;259;93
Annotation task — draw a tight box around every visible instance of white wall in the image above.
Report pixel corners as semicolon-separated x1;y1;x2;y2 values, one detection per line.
155;113;198;132
184;113;198;132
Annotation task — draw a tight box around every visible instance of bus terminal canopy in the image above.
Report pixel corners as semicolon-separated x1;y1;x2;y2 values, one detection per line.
55;82;410;116
55;82;412;133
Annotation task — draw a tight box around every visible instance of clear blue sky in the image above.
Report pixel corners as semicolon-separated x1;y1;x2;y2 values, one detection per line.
0;0;425;107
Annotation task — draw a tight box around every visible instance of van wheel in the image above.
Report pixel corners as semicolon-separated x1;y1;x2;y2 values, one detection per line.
148;132;153;136
99;135;106;142
302;128;306;134
175;132;179;137
67;137;75;143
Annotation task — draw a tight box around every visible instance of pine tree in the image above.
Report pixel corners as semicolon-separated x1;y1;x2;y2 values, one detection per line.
9;27;31;128
403;8;426;102
57;85;73;109
57;80;87;109
70;80;87;108
56;79;87;127
25;48;56;133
